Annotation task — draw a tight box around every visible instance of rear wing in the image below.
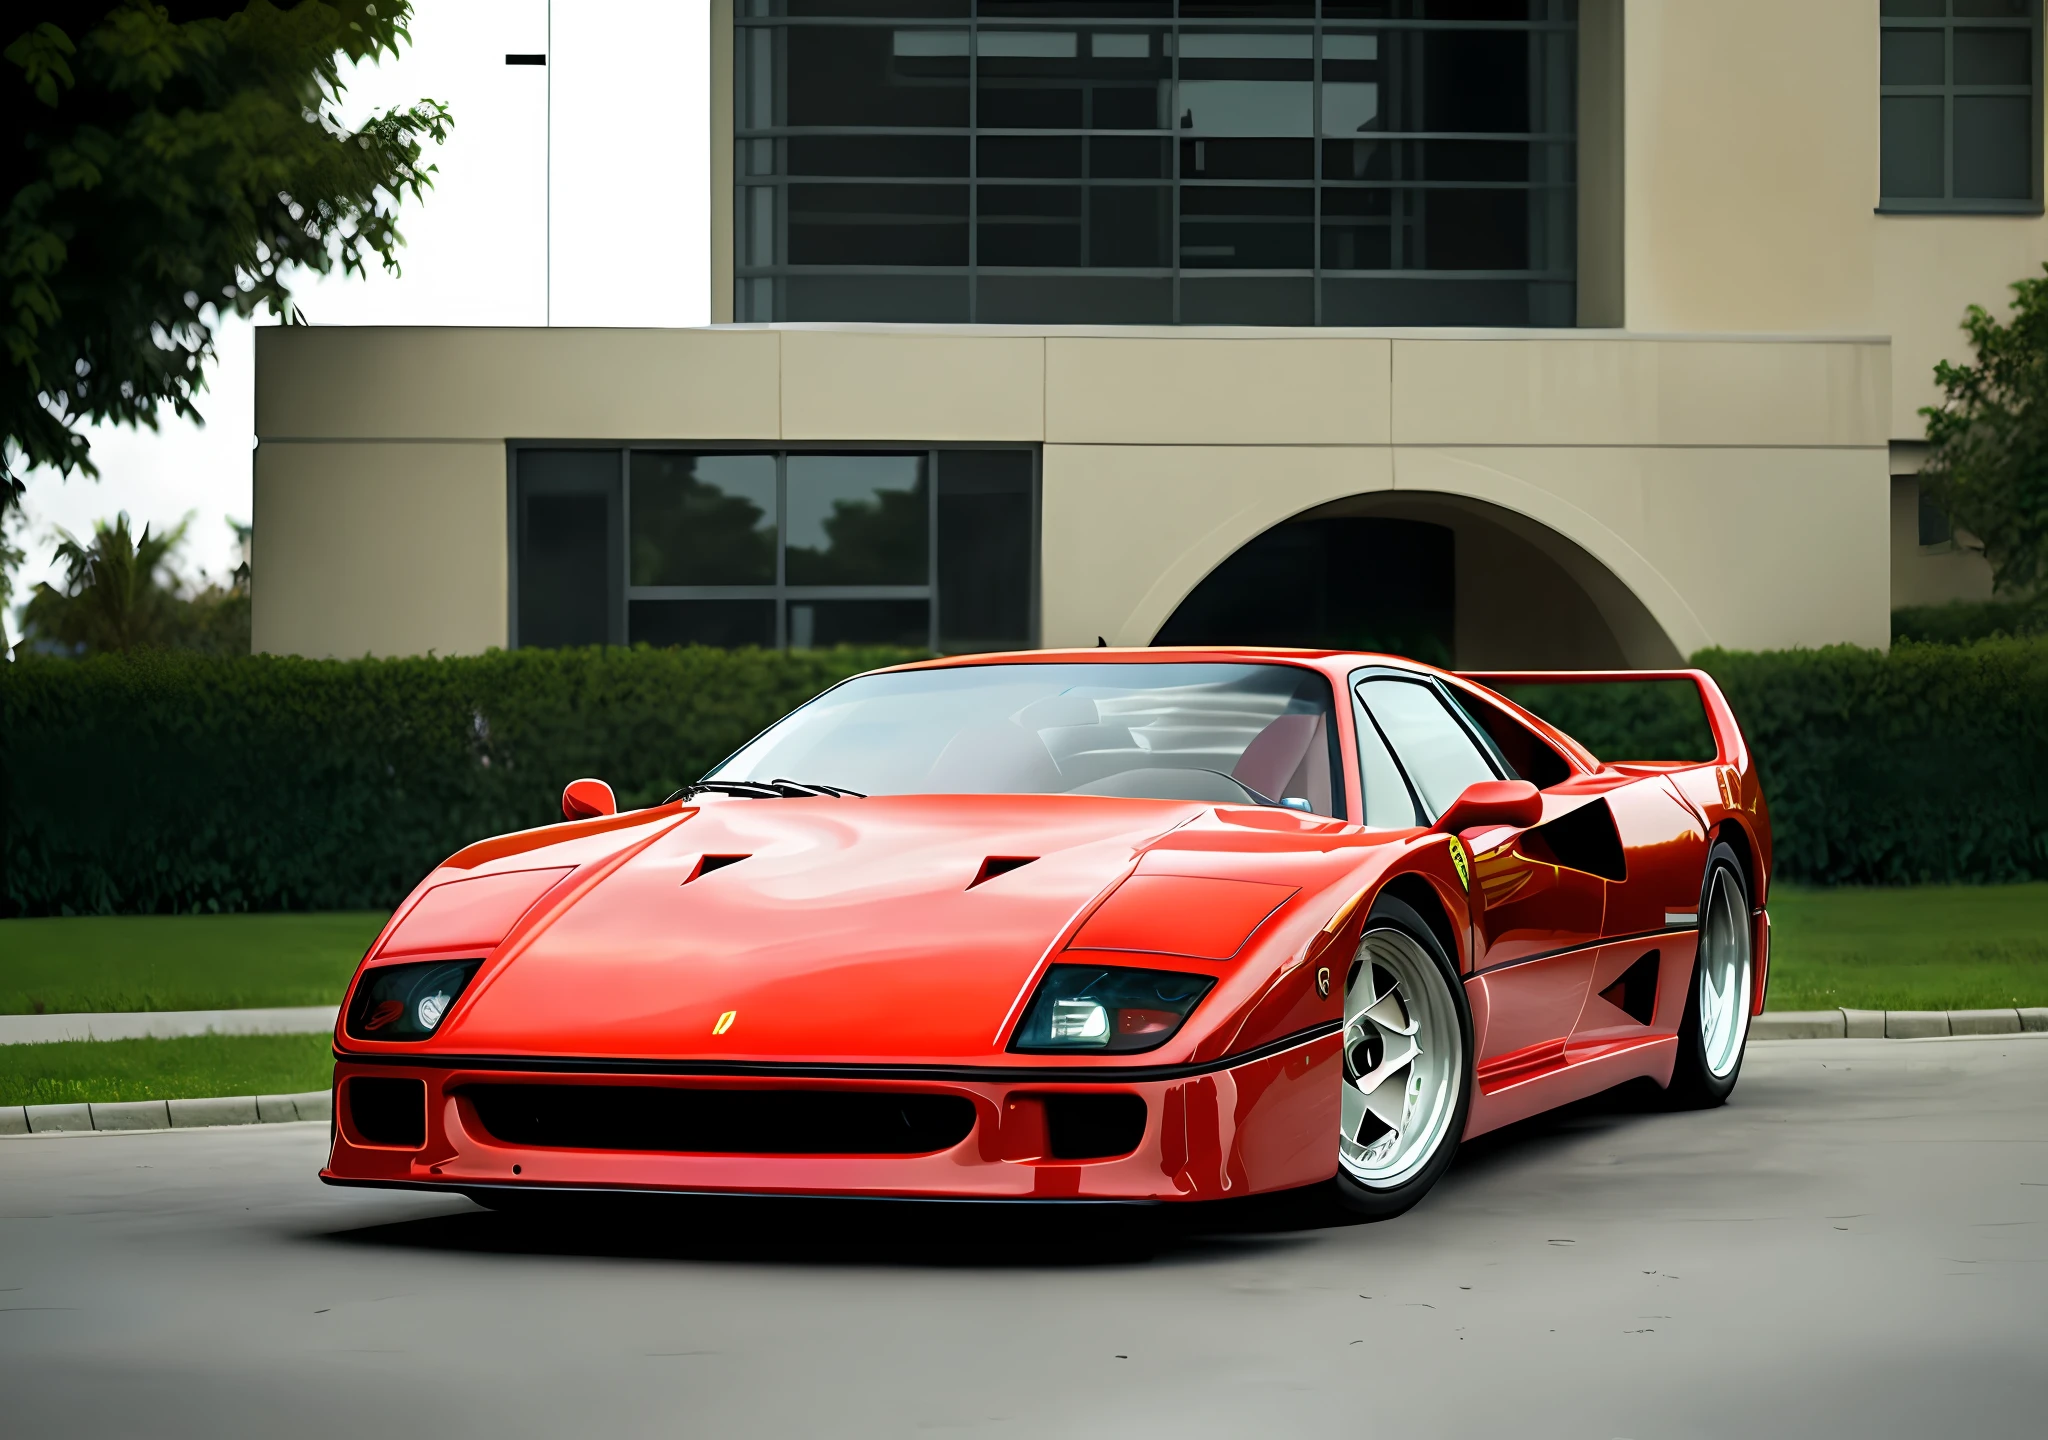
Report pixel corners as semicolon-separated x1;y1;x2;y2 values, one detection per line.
1456;668;1748;771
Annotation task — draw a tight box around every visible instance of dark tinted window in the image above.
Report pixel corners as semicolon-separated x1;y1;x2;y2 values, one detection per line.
938;451;1033;652
516;446;1035;653
736;10;1577;325
1447;687;1573;788
1880;1;2041;211
516;450;618;648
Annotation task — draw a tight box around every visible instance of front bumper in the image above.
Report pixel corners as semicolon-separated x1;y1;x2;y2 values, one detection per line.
320;1031;1341;1204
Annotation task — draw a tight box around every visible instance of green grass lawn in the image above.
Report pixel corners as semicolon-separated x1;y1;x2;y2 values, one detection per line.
0;1032;333;1107
1765;882;2048;1011
0;911;387;1015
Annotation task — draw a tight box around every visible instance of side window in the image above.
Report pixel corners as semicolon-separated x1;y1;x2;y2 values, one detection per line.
1447;688;1572;789
1353;695;1423;828
1357;678;1499;821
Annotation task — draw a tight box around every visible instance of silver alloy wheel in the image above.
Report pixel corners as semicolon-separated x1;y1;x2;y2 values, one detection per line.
1697;865;1753;1079
1338;926;1464;1190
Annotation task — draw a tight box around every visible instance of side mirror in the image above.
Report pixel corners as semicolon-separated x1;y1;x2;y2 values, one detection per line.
1433;779;1542;834
562;778;617;821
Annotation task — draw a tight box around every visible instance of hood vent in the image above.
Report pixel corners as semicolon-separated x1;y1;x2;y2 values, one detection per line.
970;856;1037;888
685;854;750;883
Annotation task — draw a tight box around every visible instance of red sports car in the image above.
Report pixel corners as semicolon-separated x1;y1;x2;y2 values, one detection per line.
322;649;1770;1219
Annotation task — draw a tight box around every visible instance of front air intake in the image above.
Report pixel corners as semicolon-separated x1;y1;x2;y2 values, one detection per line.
347;1077;427;1148
462;1085;976;1156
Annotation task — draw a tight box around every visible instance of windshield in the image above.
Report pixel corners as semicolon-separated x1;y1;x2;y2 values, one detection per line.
707;663;1345;816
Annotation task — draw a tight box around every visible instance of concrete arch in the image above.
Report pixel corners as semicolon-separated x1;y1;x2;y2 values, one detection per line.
1044;445;1700;666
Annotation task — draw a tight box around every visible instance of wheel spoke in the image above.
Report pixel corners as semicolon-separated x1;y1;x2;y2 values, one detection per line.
1362;988;1416;1037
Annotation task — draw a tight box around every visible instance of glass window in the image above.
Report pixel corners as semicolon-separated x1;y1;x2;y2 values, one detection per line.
736;8;1578;325
1918;484;1953;546
1356;677;1498;821
937;450;1033;652
630;453;776;586
1445;686;1573;789
1353;693;1422;829
516;446;1035;654
785;454;928;585
516;451;619;649
709;661;1344;817
1880;1;2041;212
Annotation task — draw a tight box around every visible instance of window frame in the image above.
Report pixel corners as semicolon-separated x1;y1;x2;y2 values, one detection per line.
1878;0;2044;216
733;5;1581;326
505;440;1041;653
1349;665;1510;825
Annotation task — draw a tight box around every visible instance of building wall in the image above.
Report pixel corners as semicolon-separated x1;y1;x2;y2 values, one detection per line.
253;325;1890;662
1623;0;2048;441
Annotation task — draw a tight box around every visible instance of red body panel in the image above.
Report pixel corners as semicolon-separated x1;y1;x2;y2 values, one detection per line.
323;650;1772;1203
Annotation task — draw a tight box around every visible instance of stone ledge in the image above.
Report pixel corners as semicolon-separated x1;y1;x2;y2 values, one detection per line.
1753;1008;2048;1041
5;1090;330;1137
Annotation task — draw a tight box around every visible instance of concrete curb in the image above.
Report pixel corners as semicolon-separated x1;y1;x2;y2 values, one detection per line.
1754;1007;2048;1040
0;1006;338;1046
0;1089;330;1137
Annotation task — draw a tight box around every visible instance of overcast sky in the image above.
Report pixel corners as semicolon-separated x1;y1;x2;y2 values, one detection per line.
11;0;711;617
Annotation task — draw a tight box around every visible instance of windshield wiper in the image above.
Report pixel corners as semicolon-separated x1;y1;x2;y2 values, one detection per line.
665;779;867;803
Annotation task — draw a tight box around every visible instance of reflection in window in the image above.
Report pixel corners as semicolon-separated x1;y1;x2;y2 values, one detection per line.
630;453;775;586
737;7;1579;325
516;446;1034;654
785;454;929;585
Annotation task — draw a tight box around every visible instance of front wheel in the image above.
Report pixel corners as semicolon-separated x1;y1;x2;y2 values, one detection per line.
1663;842;1754;1109
1331;894;1474;1221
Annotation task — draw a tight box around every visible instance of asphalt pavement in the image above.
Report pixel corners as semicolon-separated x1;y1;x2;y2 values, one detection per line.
2;1035;2044;1439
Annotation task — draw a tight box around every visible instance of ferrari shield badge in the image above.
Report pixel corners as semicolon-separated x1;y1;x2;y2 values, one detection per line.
1447;836;1471;892
712;1010;737;1035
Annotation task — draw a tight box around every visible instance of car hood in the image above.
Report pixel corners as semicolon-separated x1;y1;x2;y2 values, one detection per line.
428;794;1261;1065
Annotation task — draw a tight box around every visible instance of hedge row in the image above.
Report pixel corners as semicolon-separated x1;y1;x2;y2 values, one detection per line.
4;638;2044;914
0;646;920;916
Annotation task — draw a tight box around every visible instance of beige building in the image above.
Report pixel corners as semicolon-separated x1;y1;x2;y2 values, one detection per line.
256;0;2029;666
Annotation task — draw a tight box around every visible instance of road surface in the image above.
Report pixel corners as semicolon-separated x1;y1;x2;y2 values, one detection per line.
3;1035;2044;1438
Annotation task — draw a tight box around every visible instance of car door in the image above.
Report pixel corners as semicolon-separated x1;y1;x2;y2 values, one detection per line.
1355;675;1603;1084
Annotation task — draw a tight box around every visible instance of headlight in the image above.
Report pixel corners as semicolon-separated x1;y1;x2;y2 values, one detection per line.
344;959;482;1042
1010;965;1215;1054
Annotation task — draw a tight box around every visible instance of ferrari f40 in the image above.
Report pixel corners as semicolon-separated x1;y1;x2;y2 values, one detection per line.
322;650;1771;1219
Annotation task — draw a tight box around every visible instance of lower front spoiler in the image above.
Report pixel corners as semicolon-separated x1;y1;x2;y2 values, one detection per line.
320;1033;1342;1205
322;1174;1161;1207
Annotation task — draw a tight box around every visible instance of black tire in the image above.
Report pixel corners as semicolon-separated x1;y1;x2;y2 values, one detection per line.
1662;841;1754;1109
1330;894;1475;1221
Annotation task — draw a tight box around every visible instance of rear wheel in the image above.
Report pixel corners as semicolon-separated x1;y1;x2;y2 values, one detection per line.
1663;842;1754;1108
1331;895;1473;1221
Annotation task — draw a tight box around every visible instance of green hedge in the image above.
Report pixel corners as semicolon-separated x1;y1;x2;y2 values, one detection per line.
5;638;2045;913
0;646;919;916
1891;596;2047;646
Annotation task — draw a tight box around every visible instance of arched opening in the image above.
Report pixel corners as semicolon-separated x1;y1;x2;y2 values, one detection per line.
1152;492;1682;669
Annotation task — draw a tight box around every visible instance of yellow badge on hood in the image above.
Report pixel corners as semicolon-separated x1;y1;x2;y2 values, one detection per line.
1447;836;1471;892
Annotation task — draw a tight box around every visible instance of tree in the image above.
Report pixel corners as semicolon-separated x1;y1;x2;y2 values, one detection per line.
16;509;250;654
2;2;450;508
1920;265;2048;597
